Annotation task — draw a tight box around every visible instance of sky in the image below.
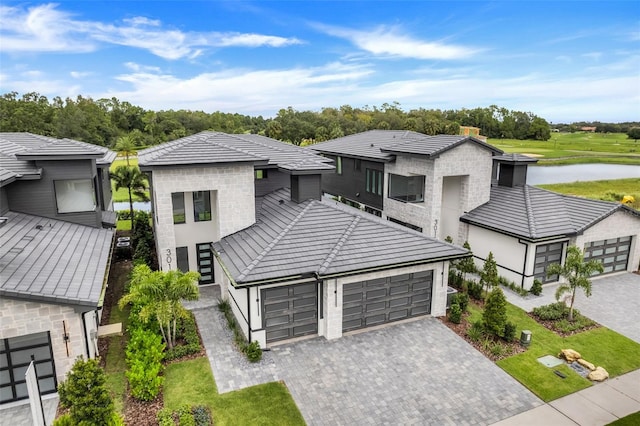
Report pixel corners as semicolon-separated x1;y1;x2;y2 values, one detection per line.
1;1;639;123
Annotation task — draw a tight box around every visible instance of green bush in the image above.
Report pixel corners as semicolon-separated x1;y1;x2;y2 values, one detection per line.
467;280;484;300
217;298;231;313
530;279;543;296
532;302;567;320
245;340;263;363
126;328;165;401
483;287;508;337
503;321;517;342
467;320;484;342
57;357;116;425
555;315;597;334
178;404;196;426
52;414;74;426
157;408;175;426
452;292;469;312
448;269;463;289
490;341;507;357
193;405;212;426
165;313;201;361
448;303;462;324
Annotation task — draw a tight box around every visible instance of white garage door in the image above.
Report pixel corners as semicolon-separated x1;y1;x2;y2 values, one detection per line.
584;236;632;275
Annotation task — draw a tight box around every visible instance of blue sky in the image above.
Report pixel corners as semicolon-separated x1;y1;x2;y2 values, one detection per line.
1;1;638;123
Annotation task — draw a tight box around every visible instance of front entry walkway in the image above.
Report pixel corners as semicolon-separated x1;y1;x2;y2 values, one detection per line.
188;286;542;425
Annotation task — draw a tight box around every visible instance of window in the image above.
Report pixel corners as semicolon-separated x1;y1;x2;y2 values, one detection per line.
336;156;342;175
197;243;214;284
388;174;425;203
193;191;211;222
366;169;383;196
172;193;185;224
176;247;189;273
54;179;96;213
354;159;361;171
255;169;268;179
388;217;423;232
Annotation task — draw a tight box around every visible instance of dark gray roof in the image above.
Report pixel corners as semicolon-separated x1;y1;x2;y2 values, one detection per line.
0;167;18;186
0;133;115;182
214;189;468;285
493;153;539;164
461;185;639;240
138;131;333;171
312;130;502;161
0;211;114;307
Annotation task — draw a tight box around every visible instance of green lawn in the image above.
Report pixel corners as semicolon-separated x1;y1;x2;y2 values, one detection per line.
110;157;139;171
477;303;640;401
537;178;640;210
608;411;640;425
489;132;640;165
164;357;305;426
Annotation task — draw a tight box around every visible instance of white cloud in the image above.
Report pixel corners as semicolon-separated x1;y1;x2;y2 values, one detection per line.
582;52;602;61
314;23;479;60
70;71;92;79
0;3;302;59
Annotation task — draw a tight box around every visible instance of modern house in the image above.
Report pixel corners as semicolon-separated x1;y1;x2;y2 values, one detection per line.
139;132;468;348
313;130;640;290
0;133;116;404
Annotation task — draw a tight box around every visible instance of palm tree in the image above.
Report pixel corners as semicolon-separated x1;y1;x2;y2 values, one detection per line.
114;135;137;166
111;165;149;230
119;264;200;349
547;245;604;321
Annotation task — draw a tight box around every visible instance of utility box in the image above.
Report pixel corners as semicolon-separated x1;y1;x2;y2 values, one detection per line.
446;286;458;309
520;330;532;347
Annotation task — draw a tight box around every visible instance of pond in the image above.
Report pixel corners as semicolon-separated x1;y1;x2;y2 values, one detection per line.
113;201;152;212
527;164;640;185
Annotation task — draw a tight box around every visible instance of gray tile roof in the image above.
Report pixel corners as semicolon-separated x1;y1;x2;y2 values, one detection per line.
312;130;502;160
0;211;114;307
214;189;468;285
138;132;333;171
493;153;539;164
0;167;18;185
461;185;639;240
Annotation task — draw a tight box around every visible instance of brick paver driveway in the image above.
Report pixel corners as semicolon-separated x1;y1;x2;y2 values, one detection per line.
191;287;542;425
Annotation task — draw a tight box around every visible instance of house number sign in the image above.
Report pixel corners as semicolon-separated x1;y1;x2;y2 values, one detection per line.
165;248;172;268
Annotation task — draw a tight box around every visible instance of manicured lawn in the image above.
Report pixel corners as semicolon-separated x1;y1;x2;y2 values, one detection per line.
608;411;640;425
537;178;640;210
489;132;640;165
164;357;305;425
116;219;132;231
487;302;640;401
110;157;139;171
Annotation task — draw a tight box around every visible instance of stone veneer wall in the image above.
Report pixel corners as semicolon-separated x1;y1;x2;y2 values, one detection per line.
151;164;256;272
0;298;85;386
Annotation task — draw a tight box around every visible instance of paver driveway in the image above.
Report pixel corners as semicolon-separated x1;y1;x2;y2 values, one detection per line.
191;286;542;426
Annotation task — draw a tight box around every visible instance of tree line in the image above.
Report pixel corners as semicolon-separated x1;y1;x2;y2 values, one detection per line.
0;91;579;147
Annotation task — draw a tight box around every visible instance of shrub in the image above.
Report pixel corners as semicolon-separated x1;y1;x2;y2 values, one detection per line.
193;405;212;426
480;252;499;293
126;328;165;401
467;320;484;342
532;302;567;321
503;321;517;342
467;280;484;301
448;269;463;289
530;279;543;296
448;303;462;324
57;357;116;425
490;341;507;358
157;408;175;426
217;298;231;313
178;404;196;426
483;287;508;337
52;414;74;426
453;292;469;312
165;313;201;361
245;340;263;363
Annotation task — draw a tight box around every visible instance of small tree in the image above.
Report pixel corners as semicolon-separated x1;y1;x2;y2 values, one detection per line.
458;241;477;281
57;357;118;425
119;264;200;349
114;135;137;166
547;245;603;321
627;127;640;143
480;251;499;294
483;287;508;337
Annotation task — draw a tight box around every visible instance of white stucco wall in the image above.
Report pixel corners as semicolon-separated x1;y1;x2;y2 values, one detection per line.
151;164;256;273
467;225;528;285
0;298;87;387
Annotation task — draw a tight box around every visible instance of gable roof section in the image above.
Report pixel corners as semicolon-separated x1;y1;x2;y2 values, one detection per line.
214;188;468;285
312;130;502;161
139;131;333;171
0;211;114;307
461;185;639;240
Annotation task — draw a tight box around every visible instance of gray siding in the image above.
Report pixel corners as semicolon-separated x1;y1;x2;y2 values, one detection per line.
6;160;102;228
291;174;322;203
321;155;384;209
0;187;8;214
255;169;290;197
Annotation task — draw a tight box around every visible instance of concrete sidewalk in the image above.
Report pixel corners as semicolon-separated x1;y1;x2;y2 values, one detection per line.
492;369;640;426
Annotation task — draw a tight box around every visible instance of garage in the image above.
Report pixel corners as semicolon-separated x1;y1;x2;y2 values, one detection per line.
0;331;57;403
262;282;318;343
584;236;632;274
342;271;433;333
533;241;566;283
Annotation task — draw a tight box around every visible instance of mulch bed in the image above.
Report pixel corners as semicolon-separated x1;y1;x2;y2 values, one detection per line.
526;312;601;337
124;393;164;426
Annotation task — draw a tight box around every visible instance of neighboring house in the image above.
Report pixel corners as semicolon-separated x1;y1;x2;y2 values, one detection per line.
313;131;640;290
0;133;116;404
139;132;468;348
459;126;487;142
580;126;597;132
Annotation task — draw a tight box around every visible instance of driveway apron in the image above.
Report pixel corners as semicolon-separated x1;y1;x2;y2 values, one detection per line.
189;286;542;425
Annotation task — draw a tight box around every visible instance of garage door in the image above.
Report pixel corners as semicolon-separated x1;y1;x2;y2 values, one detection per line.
343;271;433;333
534;241;565;283
262;283;318;343
584;236;632;275
0;332;57;403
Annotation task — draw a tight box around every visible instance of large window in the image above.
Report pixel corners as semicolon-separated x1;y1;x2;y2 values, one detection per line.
366;169;383;196
336;156;342;175
172;193;185;224
388;174;425;203
176;246;189;273
54;179;96;213
193;191;212;222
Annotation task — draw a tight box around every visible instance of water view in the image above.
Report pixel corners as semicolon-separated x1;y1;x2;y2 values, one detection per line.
527;164;640;185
